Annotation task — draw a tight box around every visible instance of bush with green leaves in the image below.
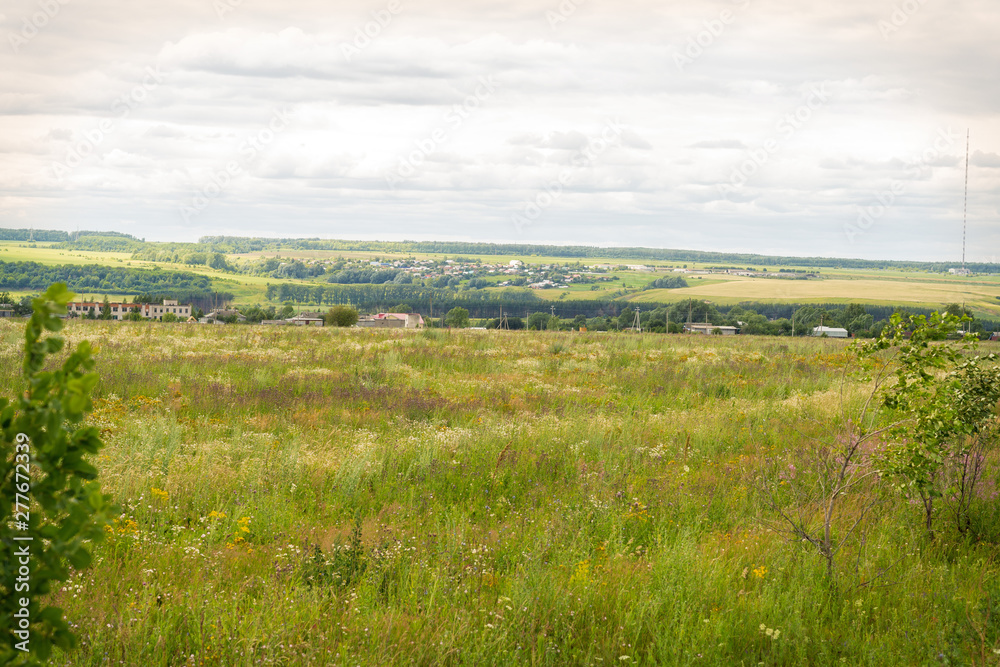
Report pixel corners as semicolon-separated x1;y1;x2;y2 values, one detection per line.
1;283;113;664
324;305;359;327
444;306;469;329
857;311;1000;536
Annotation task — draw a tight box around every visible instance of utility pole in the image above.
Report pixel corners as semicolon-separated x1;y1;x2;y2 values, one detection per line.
632;306;642;333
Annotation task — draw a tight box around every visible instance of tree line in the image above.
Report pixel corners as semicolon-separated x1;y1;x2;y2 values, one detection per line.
198;237;999;272
28;227;997;273
0;260;213;293
252;281;999;334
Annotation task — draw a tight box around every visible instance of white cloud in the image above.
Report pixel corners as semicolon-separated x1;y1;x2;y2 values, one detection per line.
0;0;997;260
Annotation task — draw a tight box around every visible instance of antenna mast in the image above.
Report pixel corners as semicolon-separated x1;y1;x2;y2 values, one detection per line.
963;129;969;273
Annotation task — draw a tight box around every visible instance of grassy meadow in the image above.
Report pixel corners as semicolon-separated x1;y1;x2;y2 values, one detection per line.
3;321;1000;665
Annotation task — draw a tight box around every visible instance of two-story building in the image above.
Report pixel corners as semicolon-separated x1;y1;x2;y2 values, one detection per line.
65;299;192;321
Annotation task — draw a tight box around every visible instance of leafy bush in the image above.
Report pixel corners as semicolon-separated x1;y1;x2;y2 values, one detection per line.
1;283;113;663
858;311;1000;536
644;275;688;290
325;305;359;327
445;307;470;329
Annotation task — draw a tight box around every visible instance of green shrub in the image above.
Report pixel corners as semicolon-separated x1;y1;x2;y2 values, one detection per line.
325;305;359;327
1;283;113;664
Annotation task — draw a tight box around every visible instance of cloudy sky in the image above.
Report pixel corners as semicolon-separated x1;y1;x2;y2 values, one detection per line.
1;0;997;261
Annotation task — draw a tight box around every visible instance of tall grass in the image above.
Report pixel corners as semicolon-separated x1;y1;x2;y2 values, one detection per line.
0;320;997;665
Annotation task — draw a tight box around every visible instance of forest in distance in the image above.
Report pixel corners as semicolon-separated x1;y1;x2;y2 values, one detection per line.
2;227;998;273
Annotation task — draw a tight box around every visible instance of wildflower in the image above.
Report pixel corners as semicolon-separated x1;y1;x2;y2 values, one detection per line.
208;511;227;520
752;565;767;579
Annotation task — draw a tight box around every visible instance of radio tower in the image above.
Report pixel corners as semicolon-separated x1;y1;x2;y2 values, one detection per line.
962;129;969;273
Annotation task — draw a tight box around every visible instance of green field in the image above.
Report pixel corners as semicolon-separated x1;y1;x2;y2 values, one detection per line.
0;242;316;304
5;240;1000;321
4;319;1000;665
0;242;150;267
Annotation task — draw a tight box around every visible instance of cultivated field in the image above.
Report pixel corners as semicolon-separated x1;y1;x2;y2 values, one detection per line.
634;275;1000;318
8;241;1000;318
3;321;998;665
0;242;147;268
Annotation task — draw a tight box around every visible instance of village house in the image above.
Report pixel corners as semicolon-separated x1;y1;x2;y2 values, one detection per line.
201;309;247;324
684;323;739;335
811;326;849;338
260;312;324;326
64;298;192;321
355;313;425;329
286;313;325;326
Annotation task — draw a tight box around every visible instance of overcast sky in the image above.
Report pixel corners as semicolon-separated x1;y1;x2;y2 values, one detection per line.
1;0;997;261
